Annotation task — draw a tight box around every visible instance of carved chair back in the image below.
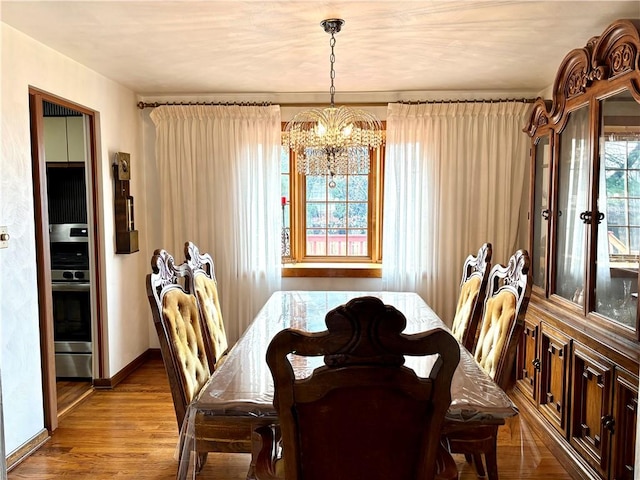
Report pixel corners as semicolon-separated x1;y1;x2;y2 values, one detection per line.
474;249;532;390
260;296;460;480
450;243;492;351
184;241;229;371
146;248;211;429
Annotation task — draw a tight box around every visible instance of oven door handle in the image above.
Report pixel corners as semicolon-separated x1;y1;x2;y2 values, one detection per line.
51;283;90;292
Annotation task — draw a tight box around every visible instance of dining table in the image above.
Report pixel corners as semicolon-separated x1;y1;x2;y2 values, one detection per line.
177;290;518;479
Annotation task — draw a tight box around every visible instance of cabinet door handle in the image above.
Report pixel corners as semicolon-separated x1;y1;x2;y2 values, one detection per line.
601;415;615;433
596;211;604;224
579;211;592;224
532;359;541;371
541;209;550;220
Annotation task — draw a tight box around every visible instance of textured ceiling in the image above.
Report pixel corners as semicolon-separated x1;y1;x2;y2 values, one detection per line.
2;1;640;96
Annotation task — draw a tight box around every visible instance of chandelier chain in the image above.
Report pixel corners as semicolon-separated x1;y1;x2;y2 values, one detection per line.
282;18;383;182
329;33;336;107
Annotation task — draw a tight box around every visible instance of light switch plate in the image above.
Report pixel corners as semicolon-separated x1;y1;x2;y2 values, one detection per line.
0;226;9;249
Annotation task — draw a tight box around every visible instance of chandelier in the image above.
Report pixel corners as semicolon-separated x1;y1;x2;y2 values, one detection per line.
282;19;383;187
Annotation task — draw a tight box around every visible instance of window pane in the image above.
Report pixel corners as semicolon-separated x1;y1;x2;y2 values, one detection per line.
605;141;627;169
348;175;368;201
281;175;290;201
630;199;640;225
281;147;290;174
607;199;627;226
606;170;627;197
328;202;346;229
306;230;326;256
629;141;640;168
347;229;367;256
629;170;640;197
630;227;640;254
306;203;325;228
609;227;629;254
327;177;347;201
327;229;346;255
306;176;327;201
348;202;368;229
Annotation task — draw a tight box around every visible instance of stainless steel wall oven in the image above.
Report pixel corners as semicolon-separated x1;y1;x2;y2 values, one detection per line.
50;223;92;378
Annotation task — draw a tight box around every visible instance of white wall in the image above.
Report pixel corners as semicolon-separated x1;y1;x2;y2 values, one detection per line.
0;23;150;455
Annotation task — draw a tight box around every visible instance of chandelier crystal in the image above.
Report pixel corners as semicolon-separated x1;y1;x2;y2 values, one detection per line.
282;19;383;185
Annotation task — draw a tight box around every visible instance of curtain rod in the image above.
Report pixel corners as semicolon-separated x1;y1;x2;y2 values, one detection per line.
137;97;535;110
397;97;535;105
136;101;273;109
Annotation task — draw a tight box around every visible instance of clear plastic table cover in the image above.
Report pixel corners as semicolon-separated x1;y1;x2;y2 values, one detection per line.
190;290;517;420
177;291;518;478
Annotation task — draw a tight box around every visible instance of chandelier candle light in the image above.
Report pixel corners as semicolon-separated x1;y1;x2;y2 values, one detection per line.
282;19;383;187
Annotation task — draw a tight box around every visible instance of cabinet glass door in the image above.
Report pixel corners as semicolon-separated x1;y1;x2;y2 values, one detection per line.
595;90;640;332
555;107;590;305
532;136;551;289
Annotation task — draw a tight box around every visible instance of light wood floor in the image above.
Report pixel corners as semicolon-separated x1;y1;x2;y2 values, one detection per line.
9;355;573;480
56;379;93;416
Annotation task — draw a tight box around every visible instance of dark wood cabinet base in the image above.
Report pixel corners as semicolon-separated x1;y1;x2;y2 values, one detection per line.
511;388;602;480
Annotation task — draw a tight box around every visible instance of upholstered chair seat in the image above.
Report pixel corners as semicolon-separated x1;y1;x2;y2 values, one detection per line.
184;241;230;371
450;243;492;351
451;276;481;342
161;289;210;401
474;290;517;379
194;274;228;364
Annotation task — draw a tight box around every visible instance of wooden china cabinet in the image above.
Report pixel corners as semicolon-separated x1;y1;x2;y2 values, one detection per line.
516;19;639;480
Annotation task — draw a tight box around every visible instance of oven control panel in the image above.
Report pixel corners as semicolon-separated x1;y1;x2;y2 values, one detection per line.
52;270;89;282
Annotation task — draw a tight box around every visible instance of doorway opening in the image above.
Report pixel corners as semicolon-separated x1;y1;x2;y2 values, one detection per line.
28;88;104;431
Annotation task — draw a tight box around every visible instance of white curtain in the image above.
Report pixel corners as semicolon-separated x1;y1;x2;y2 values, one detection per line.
150;105;282;342
382;101;530;325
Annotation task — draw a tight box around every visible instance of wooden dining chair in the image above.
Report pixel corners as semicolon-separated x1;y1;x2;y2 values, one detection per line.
443;249;532;480
146;248;212;470
253;296;461;480
184;241;229;372
450;242;492;351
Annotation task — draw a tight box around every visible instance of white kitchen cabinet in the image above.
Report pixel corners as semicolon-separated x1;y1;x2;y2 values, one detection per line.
44;116;87;163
